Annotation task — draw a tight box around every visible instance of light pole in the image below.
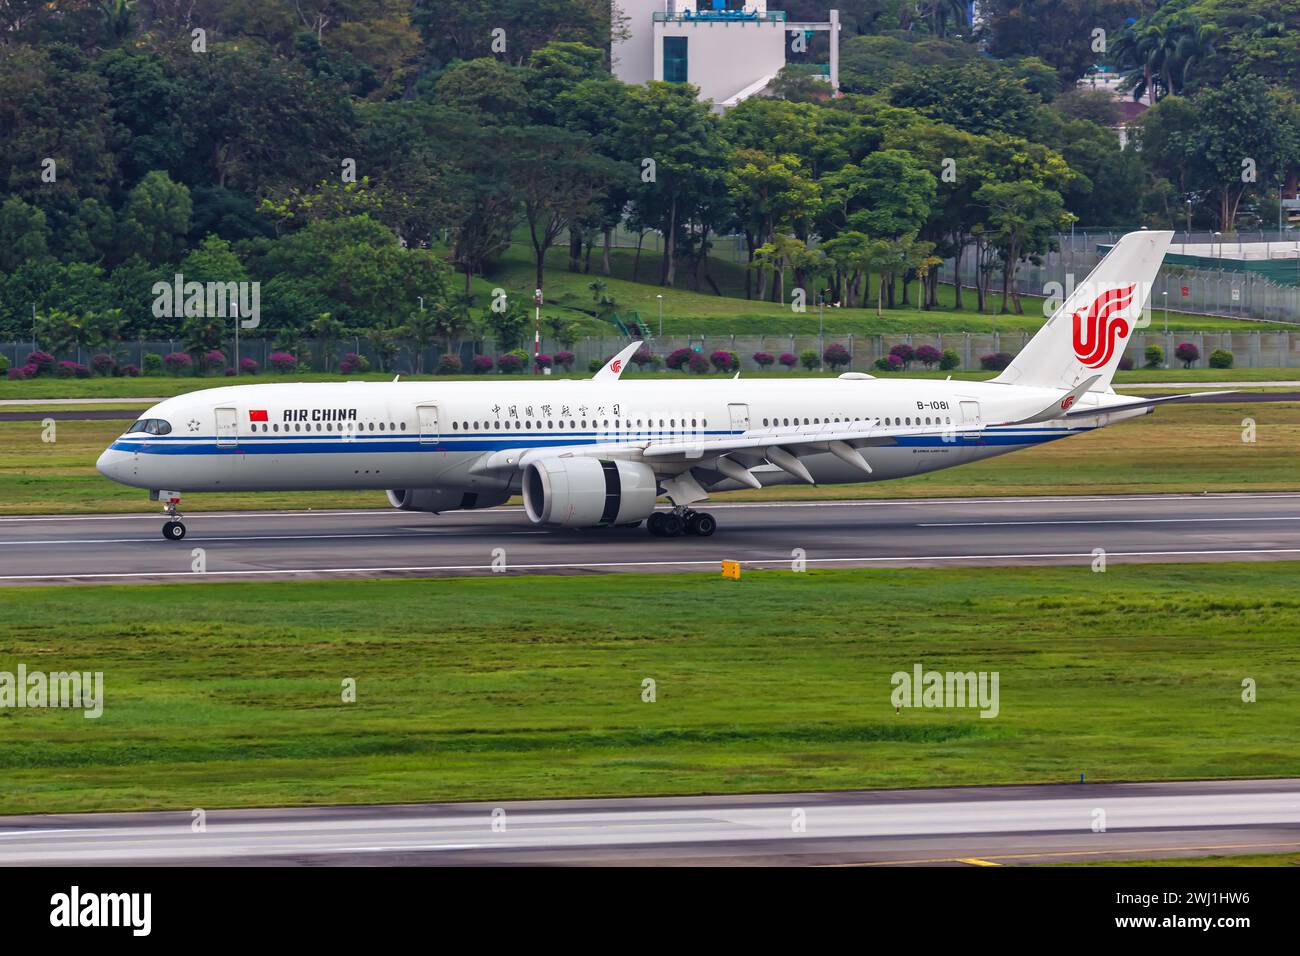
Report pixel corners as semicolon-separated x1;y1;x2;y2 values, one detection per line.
1213;231;1223;313
533;288;542;375
818;291;825;371
656;294;663;337
1162;290;1168;334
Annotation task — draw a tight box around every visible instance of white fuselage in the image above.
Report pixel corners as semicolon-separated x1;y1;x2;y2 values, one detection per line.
96;376;1146;498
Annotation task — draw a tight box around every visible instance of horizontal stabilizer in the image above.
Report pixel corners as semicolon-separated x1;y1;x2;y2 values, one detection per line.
1065;390;1237;419
1001;375;1101;426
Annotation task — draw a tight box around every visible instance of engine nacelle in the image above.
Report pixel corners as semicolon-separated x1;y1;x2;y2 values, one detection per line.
523;457;658;527
386;488;510;513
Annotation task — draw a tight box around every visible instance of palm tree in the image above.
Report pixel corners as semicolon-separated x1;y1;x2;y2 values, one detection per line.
1169;19;1217;94
98;0;136;45
1112;24;1175;102
1114;17;1215;101
913;0;967;38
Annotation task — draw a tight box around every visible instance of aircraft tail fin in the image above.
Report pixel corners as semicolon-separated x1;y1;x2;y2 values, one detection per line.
994;230;1173;392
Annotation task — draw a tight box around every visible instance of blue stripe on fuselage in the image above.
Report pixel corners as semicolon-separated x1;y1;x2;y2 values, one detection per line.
109;426;1091;456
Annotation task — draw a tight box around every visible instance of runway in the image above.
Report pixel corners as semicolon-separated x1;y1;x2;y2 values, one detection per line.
1;778;1296;866
2;493;1300;584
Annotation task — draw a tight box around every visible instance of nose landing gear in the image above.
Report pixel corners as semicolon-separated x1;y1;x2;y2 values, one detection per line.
647;507;716;537
159;492;186;540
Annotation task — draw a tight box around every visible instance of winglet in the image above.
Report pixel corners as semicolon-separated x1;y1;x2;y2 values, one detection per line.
1004;375;1101;426
592;341;643;382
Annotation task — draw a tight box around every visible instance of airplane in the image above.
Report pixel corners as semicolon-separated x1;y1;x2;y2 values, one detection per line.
97;230;1221;541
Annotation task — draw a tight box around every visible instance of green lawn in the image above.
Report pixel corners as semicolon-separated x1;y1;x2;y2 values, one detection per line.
0;364;1294;402
1060;852;1300;867
3;399;1295;515
1;564;1295;814
474;241;1293;336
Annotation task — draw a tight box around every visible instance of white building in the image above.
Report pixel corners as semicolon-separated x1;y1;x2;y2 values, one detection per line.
613;2;840;109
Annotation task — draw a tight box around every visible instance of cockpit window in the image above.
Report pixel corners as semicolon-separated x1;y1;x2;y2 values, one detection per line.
126;419;172;436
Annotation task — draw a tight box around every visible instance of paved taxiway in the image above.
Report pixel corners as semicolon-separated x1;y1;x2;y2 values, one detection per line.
1;493;1300;584
1;778;1296;866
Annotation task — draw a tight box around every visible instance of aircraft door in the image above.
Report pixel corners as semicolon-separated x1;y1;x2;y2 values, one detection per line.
215;407;238;447
960;401;981;426
728;403;750;434
417;404;439;445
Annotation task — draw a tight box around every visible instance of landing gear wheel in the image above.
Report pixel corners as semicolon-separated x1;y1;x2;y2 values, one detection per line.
659;513;685;537
687;512;717;537
647;513;667;536
160;492;185;541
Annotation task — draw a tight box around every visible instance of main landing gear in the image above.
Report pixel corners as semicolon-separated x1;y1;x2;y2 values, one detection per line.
647;507;716;538
160;493;186;540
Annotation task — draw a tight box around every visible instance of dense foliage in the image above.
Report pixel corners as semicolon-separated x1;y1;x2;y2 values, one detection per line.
0;0;1296;356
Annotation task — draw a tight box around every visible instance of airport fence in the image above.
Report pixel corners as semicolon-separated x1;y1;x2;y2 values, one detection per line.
951;254;1300;325
610;227;1300;322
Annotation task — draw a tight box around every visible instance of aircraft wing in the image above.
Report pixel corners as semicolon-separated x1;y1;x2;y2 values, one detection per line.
469;417;986;486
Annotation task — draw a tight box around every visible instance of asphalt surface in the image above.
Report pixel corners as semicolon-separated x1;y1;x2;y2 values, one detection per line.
1;778;1296;866
2;493;1300;584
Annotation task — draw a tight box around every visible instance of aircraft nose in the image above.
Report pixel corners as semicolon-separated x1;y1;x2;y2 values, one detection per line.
96;447;122;480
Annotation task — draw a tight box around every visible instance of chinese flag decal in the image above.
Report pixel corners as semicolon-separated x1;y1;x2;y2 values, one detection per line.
249;409;268;422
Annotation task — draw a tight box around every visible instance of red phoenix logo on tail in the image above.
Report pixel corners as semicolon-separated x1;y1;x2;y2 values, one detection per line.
1072;285;1135;368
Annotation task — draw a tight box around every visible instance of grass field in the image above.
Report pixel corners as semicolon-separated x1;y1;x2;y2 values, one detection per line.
1061;852;1300;867
3;399;1295;514
0;364;1296;402
1;564;1296;815
477;241;1292;335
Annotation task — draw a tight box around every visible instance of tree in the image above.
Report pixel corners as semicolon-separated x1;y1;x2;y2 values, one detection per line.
433;58;530;124
35;307;122;359
889;61;1040;137
97;50;184;189
1190;78;1298;231
118;171;192;265
413;0;611;66
1112;15;1220;102
310;313;345;372
820;150;936;240
526;41;607;124
254;215;449;329
617;83;728;288
974;180;1072;313
0;197;50;271
510;125;621;290
913;0;968;38
483;299;531;352
400;307;442;374
819;231;872;308
0;42;118;214
839;33;975;95
979;0;1138;85
752;235;814;307
177;46;355;194
726;149;819;299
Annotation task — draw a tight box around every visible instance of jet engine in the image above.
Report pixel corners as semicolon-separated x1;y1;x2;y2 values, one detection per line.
522;457;658;527
386;488;510;513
